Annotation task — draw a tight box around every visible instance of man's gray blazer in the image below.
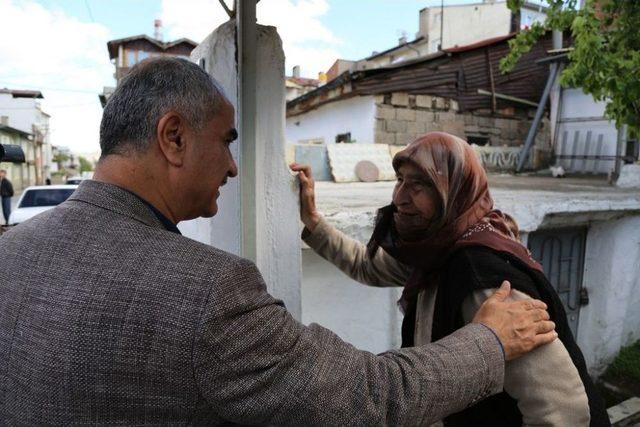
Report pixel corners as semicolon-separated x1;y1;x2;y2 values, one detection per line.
0;180;504;425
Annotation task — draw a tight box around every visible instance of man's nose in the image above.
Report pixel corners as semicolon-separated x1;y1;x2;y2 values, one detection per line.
228;158;239;178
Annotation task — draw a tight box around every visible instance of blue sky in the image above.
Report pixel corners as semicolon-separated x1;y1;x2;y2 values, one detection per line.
0;0;485;154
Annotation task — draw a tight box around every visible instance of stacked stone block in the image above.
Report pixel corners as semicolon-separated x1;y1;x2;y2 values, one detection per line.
373;91;549;149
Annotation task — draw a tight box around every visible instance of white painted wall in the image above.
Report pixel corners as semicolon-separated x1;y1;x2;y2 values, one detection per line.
302;249;403;353
578;215;640;375
184;20;302;319
0;94;44;134
286;96;376;145
421;2;511;53
556;88;619;174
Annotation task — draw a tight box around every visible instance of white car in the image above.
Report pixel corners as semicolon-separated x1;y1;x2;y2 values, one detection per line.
8;185;78;226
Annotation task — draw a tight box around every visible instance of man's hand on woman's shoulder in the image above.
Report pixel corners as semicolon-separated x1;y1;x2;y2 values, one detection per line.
473;281;557;361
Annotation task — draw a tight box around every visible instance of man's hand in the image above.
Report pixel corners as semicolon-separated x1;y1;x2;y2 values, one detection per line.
290;163;321;232
473;281;557;361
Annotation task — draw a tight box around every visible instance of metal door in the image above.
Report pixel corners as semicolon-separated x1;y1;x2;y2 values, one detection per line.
527;227;588;337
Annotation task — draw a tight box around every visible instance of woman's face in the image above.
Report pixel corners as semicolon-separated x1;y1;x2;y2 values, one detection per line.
393;163;439;220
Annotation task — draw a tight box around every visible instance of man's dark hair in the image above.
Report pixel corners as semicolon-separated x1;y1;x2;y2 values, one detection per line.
100;57;226;157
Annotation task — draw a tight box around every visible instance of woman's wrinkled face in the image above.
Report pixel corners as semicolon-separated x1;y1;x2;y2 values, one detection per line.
393;163;439;220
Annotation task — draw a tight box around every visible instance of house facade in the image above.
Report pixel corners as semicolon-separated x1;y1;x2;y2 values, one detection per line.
99;21;197;107
287;33;558;176
0;123;35;191
0;89;52;185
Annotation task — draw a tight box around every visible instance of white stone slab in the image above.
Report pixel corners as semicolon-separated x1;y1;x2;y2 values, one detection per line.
617;164;640;188
327;143;395;182
607;397;640;425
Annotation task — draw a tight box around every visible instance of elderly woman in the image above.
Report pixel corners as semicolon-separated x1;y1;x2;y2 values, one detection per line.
291;132;608;427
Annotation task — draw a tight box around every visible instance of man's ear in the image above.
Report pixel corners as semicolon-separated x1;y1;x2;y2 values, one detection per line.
156;112;186;167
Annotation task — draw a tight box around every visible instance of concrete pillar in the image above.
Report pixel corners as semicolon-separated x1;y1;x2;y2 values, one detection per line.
184;20;302;319
578;216;640;375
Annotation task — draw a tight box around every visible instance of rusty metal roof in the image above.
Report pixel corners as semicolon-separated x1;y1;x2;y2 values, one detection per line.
287;32;554;116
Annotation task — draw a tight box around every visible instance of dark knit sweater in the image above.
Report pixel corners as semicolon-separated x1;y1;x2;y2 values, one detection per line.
402;246;610;427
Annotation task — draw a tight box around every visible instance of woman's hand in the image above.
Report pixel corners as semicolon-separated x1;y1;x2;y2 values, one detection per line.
290;163;321;232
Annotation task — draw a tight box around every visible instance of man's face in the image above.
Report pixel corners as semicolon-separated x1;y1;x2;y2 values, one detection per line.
0;171;5;180
182;101;238;219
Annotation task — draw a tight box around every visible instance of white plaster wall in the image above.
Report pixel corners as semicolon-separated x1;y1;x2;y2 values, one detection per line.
577;215;640;375
184;20;302;319
0;94;49;138
302;249;403;353
183;21;240;253
424;3;512;53
286;96;376;145
254;25;302;318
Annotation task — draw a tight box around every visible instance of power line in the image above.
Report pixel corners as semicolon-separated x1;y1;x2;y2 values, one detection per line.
84;0;95;22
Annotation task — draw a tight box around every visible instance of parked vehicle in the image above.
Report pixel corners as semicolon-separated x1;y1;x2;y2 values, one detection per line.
7;185;78;226
66;176;84;185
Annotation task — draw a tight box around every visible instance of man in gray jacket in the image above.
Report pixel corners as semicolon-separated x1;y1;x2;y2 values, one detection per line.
0;58;556;425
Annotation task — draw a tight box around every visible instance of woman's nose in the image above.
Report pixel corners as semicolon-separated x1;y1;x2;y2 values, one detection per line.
393;183;409;206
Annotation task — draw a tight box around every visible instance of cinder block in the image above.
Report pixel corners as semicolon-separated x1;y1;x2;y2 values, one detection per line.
391;92;409;107
463;114;475;125
450;100;460;111
434;97;446;110
374;95;386;105
442;121;466;138
395;133;412;145
416;110;434;123
386;120;407;133
416;95;433;108
408;95;417;109
374;131;395;145
397;108;416;121
375;105;395;120
376;119;386;132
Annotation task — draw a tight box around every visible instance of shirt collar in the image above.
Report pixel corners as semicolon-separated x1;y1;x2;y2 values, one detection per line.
122;188;182;235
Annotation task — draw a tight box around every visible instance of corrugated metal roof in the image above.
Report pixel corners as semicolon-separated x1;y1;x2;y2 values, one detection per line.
287;32;554;115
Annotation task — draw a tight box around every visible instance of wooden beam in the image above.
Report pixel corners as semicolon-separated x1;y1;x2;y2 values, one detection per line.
476;89;539;108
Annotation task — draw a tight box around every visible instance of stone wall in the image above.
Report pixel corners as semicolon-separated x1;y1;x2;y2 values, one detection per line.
374;92;550;151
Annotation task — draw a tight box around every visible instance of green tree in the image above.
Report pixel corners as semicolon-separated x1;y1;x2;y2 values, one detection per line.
78;156;94;173
501;0;640;134
52;153;69;168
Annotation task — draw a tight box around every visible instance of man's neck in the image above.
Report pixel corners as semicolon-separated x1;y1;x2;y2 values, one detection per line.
93;155;179;224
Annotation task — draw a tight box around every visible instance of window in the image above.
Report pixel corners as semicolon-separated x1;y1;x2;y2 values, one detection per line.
138;51;150;61
335;132;352;143
466;135;490;146
127;50;136;66
19;188;75;208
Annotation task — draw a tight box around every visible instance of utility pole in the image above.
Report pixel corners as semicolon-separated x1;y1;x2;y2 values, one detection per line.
440;0;444;50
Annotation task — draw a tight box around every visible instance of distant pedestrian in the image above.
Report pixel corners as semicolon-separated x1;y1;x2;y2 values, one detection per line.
45;177;51;185
0;169;14;225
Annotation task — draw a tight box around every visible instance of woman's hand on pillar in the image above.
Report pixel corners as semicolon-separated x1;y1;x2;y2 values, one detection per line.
290;163;321;232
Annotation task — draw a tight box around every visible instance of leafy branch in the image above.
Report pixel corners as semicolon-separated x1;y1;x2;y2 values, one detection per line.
501;0;640;134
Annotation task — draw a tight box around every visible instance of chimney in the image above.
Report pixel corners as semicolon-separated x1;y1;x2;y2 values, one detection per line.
0;116;8;126
292;65;301;78
154;19;163;41
399;35;407;45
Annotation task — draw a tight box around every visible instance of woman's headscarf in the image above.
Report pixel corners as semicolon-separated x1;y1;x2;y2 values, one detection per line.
367;132;542;308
